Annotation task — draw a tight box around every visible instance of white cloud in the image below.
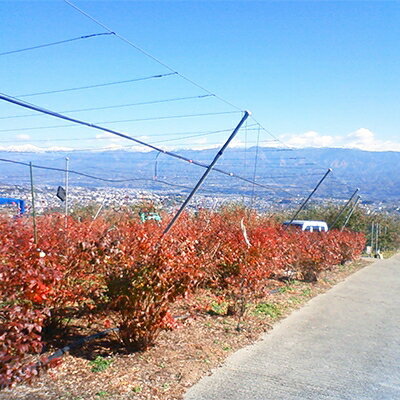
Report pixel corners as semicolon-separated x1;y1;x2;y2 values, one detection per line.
15;134;31;141
101;143;124;150
0;144;73;153
0;143;152;153
229;138;246;148
279;128;400;152
192;138;209;145
177;143;220;151
1;129;398;153
95;132;122;142
281;131;335;148
95;143;150;152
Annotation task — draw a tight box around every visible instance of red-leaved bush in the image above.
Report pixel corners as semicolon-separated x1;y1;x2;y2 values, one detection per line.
0;217;56;388
0;210;365;387
94;215;204;350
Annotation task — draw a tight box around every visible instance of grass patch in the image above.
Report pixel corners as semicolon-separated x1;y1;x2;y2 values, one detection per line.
301;288;312;297
132;385;143;394
95;391;110;398
208;301;228;316
90;356;113;373
253;302;282;319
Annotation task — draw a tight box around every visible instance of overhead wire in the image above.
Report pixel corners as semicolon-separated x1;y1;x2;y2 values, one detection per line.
60;0;310;161
0;32;114;56
0;157;284;197
0;157;210;192
0;92;285;193
248;120;359;200
3;2;354;203
250;115;293;150
6;0;334;200
0;126;258;143
151;129;241;144
63;0;243;112
16;72;178;98
0;94;215;120
10;131;237;152
0;110;240;134
0;158;134;183
7;2;320;193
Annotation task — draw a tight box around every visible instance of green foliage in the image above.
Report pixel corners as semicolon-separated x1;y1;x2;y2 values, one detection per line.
95;390;110;398
208;301;228;316
301;288;312;297
278;281;300;293
131;385;142;393
253;302;282;319
90;356;113;373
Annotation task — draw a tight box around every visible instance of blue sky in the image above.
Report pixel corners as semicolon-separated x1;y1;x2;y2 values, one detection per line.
0;0;399;152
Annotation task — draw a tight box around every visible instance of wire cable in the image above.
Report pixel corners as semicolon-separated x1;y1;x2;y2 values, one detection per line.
250;118;357;200
0;126;258;144
0;157;190;188
250;116;293;150
0;32;114;56
61;0;331;198
0;157;137;182
0;94;215;120
58;0;325;200
0;157;245;194
0;92;276;192
0;111;240;133
16;72;177;98
63;0;243;112
52;127;249;151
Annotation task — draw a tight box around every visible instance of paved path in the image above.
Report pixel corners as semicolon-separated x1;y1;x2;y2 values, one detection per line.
185;255;400;400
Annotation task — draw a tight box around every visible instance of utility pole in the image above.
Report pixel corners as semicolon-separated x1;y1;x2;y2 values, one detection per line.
285;168;332;229
163;111;251;235
330;188;359;229
29;162;38;245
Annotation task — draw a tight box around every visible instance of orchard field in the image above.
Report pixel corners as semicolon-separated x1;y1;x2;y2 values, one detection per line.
0;207;366;393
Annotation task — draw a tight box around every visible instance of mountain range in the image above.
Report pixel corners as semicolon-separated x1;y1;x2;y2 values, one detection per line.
0;147;399;202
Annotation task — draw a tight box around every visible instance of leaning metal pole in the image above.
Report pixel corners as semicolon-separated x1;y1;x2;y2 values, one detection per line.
65;157;69;219
375;222;379;254
371;222;375;252
284;168;332;229
29;162;38;245
163;111;251;235
341;195;361;231
330;188;359;229
65;157;69;229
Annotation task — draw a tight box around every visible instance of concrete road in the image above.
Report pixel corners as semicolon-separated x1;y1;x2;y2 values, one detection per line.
185;255;400;400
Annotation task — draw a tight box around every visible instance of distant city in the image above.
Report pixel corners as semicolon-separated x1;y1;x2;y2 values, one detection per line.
0;182;398;218
1;147;400;216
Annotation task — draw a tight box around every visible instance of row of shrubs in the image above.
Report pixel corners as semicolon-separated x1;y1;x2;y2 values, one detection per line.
0;208;365;387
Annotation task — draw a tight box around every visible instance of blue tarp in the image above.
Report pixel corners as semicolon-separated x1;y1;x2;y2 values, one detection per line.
0;198;25;214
